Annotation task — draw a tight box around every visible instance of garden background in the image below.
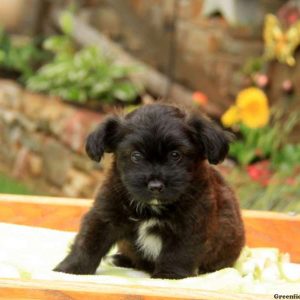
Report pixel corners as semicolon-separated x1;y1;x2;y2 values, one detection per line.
0;0;299;212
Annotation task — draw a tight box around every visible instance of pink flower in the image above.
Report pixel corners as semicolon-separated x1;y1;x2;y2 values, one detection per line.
247;161;272;186
286;177;296;186
254;74;269;88
281;80;294;93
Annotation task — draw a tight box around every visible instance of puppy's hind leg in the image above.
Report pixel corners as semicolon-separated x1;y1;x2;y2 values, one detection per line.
54;208;118;275
113;240;155;273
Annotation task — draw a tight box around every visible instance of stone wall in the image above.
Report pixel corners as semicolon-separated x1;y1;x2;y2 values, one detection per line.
0;80;110;197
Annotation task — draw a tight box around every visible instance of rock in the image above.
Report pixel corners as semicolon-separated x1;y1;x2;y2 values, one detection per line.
28;153;43;176
0;110;18;125
0;80;23;110
7;126;23;146
0;110;36;131
0;81;107;196
12;147;30;178
17;115;36;131
59;110;102;153
42;140;71;187
21;132;43;152
63;168;94;197
0;122;20;163
72;154;100;173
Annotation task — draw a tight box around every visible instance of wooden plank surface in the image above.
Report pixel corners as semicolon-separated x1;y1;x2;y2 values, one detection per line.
0;278;270;300
0;193;299;300
242;210;300;262
0;193;91;231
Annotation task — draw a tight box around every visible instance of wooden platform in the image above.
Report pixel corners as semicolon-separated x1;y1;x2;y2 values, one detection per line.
0;193;299;300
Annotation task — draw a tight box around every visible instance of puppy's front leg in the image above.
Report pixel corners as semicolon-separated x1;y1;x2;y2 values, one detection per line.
54;208;117;275
152;243;198;279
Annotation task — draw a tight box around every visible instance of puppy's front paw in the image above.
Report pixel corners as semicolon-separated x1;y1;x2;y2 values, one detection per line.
53;255;96;275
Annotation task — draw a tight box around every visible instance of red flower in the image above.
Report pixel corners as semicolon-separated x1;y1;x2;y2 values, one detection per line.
247;165;261;180
247;161;272;186
192;91;208;106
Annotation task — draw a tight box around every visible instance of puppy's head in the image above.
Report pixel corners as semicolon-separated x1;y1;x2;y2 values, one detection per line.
86;104;232;205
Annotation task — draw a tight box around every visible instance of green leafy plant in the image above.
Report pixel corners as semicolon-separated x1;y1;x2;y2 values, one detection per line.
226;167;300;212
272;144;300;172
242;56;264;76
27;12;140;104
0;173;34;195
0;28;48;82
229;109;299;167
229;124;276;166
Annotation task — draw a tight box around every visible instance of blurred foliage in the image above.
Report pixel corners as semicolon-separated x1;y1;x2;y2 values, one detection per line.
27;11;140;104
0;10;141;105
229;109;299;167
227;167;300;213
272;144;300;172
27;46;139;103
229;124;276;166
242;57;265;76
0;28;49;82
0;173;33;195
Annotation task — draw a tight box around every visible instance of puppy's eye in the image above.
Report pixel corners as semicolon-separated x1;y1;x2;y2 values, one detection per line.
131;151;143;163
169;150;182;162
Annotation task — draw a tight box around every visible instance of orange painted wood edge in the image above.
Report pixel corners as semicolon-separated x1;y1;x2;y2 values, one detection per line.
0;193;92;232
243;212;300;263
0;278;270;300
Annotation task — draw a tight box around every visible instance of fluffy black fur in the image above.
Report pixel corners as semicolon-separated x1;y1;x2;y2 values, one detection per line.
54;104;245;279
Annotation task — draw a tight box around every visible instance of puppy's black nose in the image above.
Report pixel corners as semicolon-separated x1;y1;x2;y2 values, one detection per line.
148;180;164;193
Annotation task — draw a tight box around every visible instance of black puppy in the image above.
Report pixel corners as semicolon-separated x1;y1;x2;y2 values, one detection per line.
54;104;245;279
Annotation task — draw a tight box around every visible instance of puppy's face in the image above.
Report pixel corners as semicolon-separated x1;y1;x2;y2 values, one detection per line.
86;104;232;205
115;109;196;204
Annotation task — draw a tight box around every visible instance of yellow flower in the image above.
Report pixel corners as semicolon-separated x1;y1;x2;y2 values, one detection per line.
221;106;240;127
236;88;270;128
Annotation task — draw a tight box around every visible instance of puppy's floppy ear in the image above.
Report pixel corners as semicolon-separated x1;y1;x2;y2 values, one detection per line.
86;115;123;162
188;115;234;164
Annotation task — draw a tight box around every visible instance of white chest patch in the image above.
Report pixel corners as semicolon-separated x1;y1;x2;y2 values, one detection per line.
136;219;162;261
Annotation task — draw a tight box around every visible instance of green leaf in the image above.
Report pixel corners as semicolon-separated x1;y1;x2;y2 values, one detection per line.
112;82;138;102
110;65;128;79
0;28;11;53
43;36;73;54
26;25;140;104
59;11;74;36
91;80;113;96
0;50;5;62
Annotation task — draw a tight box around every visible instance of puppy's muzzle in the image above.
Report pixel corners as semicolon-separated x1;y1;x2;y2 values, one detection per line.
147;180;165;194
